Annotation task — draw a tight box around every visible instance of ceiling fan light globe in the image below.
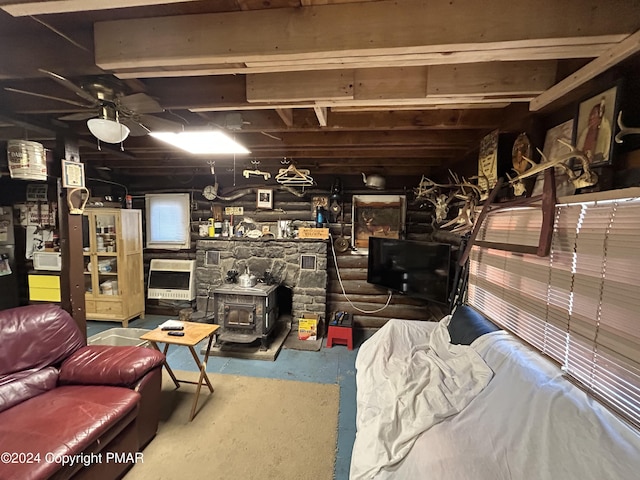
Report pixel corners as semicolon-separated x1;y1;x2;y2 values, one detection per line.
87;118;130;144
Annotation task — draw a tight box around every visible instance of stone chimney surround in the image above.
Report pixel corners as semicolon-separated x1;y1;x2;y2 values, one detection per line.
196;239;328;322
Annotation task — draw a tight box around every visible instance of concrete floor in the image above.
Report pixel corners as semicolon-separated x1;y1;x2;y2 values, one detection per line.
87;315;371;480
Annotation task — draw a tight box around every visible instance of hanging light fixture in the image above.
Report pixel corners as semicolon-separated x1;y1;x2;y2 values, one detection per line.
87;105;130;144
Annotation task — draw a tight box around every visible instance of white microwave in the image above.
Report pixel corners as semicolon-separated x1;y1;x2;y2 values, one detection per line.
33;252;62;271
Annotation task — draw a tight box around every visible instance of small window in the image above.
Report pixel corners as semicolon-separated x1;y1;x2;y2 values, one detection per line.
145;193;191;250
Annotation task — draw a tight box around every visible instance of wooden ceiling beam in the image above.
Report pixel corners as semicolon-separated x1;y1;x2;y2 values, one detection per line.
313;106;328;127
328;103;512;112
530;30;640;112
190;95;530;113
275;108;294;127
232;130;479;147
81;147;458;160
247;70;354;102
0;0;202;16
95;0;639;73
113;129;478;148
106;164;439;177
426;61;557;97
113;43;615;78
80;156;446;166
0;29;98;80
246;63;556;104
12;107;515;133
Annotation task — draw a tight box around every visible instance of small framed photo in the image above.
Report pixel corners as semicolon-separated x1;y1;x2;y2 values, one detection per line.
61;159;85;188
573;84;620;167
256;188;273;209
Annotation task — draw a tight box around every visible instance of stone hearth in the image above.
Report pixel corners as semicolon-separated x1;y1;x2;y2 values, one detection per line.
195;239;328;322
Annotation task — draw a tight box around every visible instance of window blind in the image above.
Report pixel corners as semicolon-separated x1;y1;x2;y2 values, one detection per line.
467;193;640;428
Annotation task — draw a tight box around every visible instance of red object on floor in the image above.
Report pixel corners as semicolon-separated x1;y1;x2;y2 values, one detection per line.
326;325;353;350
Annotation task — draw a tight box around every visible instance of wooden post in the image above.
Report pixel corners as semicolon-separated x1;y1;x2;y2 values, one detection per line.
458;178;503;267
56;135;87;337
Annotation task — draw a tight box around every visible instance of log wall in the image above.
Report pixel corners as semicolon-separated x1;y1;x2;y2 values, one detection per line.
140;187;455;327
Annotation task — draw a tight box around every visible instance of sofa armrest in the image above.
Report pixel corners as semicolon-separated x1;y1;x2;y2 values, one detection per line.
59;346;165;387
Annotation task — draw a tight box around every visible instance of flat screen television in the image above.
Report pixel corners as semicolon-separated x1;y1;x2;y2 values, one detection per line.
367;237;451;304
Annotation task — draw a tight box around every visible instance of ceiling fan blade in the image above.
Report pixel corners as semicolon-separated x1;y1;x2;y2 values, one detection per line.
59;111;97;121
38;68;99;107
137;114;182;132
120;117;150;137
4;87;90;108
118;93;164;114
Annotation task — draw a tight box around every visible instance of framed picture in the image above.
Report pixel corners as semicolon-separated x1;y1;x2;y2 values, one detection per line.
351;195;406;252
61;159;85;188
256;188;273;209
478;129;499;193
573;85;620;167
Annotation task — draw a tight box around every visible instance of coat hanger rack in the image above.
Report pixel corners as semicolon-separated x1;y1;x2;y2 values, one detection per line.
275;163;315;186
242;159;271;180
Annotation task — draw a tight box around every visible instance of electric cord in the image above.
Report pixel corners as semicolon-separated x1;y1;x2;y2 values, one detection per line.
329;233;393;314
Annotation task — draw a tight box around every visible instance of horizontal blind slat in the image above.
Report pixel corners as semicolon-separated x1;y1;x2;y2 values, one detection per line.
467;197;640;428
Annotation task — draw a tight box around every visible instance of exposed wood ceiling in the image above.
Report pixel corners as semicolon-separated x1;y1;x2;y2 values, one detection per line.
0;0;639;191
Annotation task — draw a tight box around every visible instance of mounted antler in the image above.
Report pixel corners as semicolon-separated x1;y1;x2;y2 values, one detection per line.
415;172;484;228
615;111;640;144
441;195;477;234
506;139;598;191
414;175;452;199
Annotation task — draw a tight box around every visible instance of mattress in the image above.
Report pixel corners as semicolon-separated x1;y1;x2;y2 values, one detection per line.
350;318;640;480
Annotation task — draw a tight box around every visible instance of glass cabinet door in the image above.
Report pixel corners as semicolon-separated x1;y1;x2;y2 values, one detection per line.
83;212;120;297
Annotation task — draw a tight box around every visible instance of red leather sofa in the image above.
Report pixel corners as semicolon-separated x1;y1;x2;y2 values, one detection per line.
0;304;165;480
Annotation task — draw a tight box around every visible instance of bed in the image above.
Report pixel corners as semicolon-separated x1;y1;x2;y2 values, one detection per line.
350;306;640;480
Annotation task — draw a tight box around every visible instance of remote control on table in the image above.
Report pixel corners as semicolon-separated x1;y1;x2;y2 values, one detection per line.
167;331;185;336
161;326;184;331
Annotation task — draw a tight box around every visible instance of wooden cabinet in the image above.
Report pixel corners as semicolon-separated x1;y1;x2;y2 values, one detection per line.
83;208;144;327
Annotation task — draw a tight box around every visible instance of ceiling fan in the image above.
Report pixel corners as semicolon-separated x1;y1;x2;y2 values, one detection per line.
5;69;181;144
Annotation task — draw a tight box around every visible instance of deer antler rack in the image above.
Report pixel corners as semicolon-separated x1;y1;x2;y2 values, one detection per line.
506;139;598;191
615;111;640;144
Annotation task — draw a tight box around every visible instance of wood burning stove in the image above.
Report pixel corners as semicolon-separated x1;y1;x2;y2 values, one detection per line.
213;283;279;350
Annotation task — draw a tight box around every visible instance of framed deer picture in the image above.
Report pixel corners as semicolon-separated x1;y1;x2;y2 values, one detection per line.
351;194;406;251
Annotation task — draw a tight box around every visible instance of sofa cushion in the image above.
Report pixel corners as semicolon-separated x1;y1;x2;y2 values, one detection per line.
0;304;86;376
0;367;58;413
59;345;165;387
0;385;139;480
448;304;500;345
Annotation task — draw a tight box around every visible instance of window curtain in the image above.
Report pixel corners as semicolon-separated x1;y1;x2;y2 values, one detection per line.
467;194;640;428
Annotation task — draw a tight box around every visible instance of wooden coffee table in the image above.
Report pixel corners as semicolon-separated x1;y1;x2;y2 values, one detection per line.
140;322;220;421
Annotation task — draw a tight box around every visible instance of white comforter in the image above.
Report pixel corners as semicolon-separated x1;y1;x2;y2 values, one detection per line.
349;317;493;480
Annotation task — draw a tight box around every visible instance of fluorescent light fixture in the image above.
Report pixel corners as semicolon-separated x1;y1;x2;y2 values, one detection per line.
149;130;250;154
87;118;130;144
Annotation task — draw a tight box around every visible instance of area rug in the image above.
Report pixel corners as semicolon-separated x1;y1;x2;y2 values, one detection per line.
124;371;340;480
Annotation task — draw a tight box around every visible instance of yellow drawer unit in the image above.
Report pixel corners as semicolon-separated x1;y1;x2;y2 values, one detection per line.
28;274;61;302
